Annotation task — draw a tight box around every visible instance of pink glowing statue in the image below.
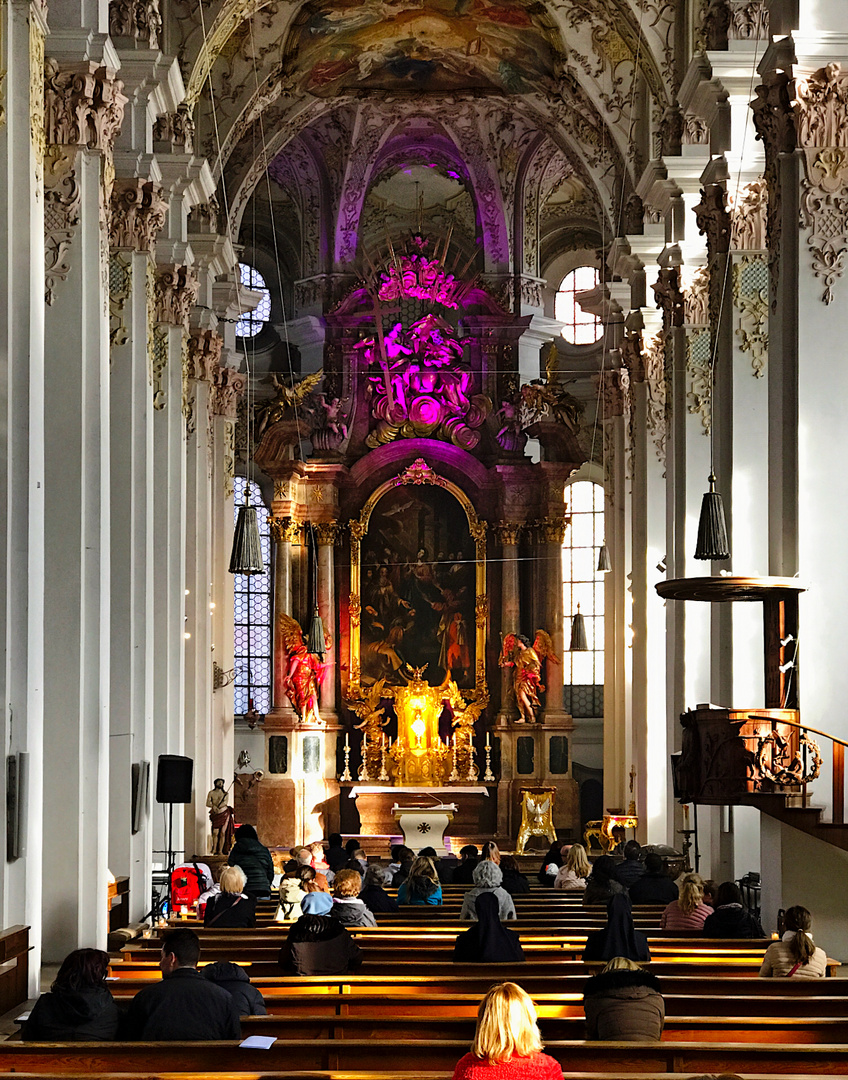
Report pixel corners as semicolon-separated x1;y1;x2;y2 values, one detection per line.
278;613;327;725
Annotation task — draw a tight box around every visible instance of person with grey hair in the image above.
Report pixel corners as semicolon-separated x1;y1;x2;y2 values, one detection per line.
459;860;517;921
359;864;399;912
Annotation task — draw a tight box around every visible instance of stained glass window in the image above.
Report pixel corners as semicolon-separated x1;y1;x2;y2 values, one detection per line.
562;480;604;717
235;263;272;338
555;266;602;345
233;477;273;714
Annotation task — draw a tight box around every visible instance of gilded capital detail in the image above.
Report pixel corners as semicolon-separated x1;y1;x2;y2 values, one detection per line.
109;178;167;252
494;521;522;546
794;63;848;304
314;522;342;546
269;516;302;545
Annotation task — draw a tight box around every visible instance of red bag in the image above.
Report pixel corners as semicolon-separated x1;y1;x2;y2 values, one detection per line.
170;862;211;910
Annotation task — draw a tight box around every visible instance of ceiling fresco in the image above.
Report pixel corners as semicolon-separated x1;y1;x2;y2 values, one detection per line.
285;0;564;97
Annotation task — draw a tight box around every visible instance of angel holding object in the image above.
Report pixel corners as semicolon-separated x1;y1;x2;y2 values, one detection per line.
278;613;327;725
499;630;559;723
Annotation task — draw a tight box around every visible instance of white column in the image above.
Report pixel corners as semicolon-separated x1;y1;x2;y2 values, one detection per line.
0;0;47;991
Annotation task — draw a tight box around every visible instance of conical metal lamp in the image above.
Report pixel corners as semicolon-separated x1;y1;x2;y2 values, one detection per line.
694;473;730;561
597;542;611;572
229;501;265;575
569;604;589;651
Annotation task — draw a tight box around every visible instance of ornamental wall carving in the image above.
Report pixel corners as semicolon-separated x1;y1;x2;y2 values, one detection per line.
643;333;668;464
731;177;767;250
152;105;194;153
694;184;731;256
44;59;126;153
109;178;167;252
108;0;162;48
684;266;710;327
794;63;848;304
153;264;199;327
210;364;247;419
732;254;769;377
751;71;796;309
109;251;132;347
44;144;81;305
185;328;223;382
686;327;712;434
653;267;684;329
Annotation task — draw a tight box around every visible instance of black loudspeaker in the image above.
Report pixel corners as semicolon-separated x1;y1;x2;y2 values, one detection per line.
156;755;193;804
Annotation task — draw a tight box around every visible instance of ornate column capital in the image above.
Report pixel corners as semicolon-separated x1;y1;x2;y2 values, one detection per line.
794;63;848;303
44;59;126;154
108;0;162;48
269;516;302;545
694;183;731;257
152;104;194;154
109;178;166;252
598;367;628;419
184;328;223;382
731;177;767;250
494;521;522;546
314;522;342;546
620;332;645;384
652;267;684;329
209;365;246;418
683;266;710;326
153;264;199;327
534;514;570;544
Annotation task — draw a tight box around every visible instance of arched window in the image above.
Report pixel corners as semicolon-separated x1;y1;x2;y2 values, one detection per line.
233;477;273;714
562;480;604;717
555;266;602;346
235;263;272;338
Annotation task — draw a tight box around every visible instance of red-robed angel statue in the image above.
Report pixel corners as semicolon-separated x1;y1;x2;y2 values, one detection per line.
499;630;559;723
278;613;327;725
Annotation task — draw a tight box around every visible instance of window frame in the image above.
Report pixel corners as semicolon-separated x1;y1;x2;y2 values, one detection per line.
555;266;603;347
232;476;274;716
561;479;605;711
235;263;272;339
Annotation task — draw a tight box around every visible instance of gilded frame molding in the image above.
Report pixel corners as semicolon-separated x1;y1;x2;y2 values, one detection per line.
348;457;487;704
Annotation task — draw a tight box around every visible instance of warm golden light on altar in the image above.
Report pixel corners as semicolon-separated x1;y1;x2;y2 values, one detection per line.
411;716;426;739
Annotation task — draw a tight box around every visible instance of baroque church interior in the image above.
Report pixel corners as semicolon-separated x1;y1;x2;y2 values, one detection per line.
5;0;848;1001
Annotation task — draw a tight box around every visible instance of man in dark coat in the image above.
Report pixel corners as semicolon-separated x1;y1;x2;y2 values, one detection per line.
615;840;645;889
325;833;349;873
628;853;679;904
227;824;275;898
202;961;267;1015
451;845;479;885
122;929;241;1040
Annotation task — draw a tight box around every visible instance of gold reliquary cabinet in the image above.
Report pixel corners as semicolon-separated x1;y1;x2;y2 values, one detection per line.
346;458;489;787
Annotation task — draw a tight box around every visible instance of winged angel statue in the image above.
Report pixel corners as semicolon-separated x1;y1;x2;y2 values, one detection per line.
499;630;559;723
278;613;325;725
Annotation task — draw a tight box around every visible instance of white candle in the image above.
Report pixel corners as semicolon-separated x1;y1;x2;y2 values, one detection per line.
486;732;490;748
345;732;349;749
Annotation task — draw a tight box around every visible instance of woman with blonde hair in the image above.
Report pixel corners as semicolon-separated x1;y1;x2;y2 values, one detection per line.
481;841;501;865
451;982;561;1080
397;855;443;905
660;873;711;931
554;844;591;891
759;905;827;978
203;865;257;927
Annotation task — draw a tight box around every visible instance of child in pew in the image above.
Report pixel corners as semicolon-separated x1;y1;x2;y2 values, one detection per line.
661;872;712;931
24;948;119;1041
278;892;363;976
451;981;561;1080
759;905;827;978
582;956;665;1041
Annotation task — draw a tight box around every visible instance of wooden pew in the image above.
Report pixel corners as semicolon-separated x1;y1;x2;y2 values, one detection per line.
2;1039;848;1074
0;925;31;1016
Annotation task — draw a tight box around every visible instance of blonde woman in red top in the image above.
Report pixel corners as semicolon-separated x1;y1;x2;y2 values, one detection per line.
660;873;711;931
452;982;562;1080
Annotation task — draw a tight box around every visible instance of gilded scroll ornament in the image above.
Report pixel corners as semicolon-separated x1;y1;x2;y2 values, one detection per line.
732;255;769;377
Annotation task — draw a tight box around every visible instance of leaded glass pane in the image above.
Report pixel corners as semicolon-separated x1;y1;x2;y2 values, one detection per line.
233;476;273;715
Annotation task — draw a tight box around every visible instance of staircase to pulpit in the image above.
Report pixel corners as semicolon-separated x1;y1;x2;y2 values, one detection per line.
658;576;848;854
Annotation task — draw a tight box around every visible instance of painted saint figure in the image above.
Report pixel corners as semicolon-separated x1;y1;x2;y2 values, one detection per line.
279;613;325;725
206;778;235;855
500;630;559;723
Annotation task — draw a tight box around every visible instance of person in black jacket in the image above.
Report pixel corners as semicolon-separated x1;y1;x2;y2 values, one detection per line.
202;961;267;1015
278;893;363;975
702;880;763;937
122;929;241;1040
359;864;400;912
537;841;566;884
325;833;348;872
24;948;118;1041
453;892;525;963
204;865;257;927
499;854;531;895
451;844;479;885
614;841;645;889
583;893;651;962
627;853;679;905
228;824;275;898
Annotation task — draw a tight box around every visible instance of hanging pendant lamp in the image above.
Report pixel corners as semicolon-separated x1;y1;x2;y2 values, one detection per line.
694;473;730;561
229;493;265;575
597;542;611;572
306;523;326;659
569;604;589;651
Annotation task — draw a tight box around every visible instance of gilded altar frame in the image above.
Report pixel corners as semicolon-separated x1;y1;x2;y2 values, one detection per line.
348;457;487;705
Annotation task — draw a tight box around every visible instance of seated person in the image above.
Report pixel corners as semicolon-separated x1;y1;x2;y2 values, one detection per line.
202;961;267;1015
615;840;645;889
122;928;241;1040
420;845;455;884
582;855;626;906
759;905;827;978
391;847;415;887
453;893;525;963
386;844;406;878
702;881;763;938
661;873;711;931
583;893;650;962
360;864;400;913
554;844;591;892
277;869;308;921
537;841;566;884
480;841;501;865
451;982;562;1080
203;865;257;927
297;846;330;891
24;948;118;1041
582;956;664;1041
398;855;443;906
451;844;479;885
460;861;516;921
279;892;363;975
228;824;274;900
331;867;378;926
627;853;679;905
325;833;348;873
499;854;531;895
